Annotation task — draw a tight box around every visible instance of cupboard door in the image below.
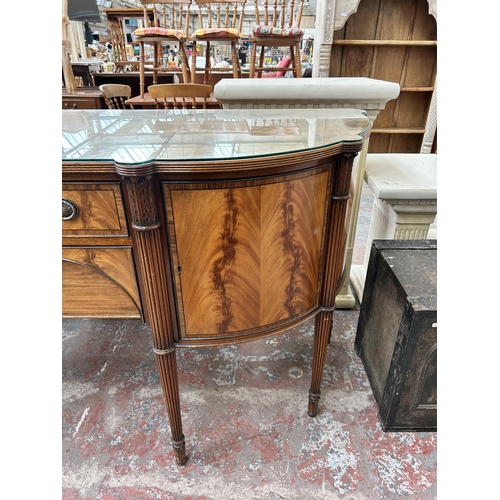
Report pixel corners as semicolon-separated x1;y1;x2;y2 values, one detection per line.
164;167;331;339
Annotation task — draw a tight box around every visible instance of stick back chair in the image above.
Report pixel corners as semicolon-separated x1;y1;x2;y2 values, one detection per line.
190;0;247;84
133;0;193;97
105;8;155;73
99;84;135;109
249;0;305;78
148;83;213;108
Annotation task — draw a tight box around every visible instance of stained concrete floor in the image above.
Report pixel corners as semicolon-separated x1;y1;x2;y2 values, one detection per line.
62;183;438;499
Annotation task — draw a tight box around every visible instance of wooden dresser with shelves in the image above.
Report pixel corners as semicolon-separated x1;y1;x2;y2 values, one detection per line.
62;108;370;465
330;0;437;153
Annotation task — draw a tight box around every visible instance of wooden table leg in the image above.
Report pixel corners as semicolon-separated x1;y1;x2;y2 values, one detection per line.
308;152;357;417
119;167;188;465
308;308;334;416
154;346;187;465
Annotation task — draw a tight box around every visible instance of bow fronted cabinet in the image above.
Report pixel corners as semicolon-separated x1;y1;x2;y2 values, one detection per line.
62;108;370;465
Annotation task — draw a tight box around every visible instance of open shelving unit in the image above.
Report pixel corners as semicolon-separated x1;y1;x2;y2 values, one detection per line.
330;0;437;153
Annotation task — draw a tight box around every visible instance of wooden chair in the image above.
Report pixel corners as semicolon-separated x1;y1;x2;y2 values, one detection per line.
249;0;305;78
99;84;134;109
148;83;213;108
105;8;155;73
133;0;193;97
190;0;247;84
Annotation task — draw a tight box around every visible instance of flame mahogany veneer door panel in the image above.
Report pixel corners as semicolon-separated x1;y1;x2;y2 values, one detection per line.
164;167;331;340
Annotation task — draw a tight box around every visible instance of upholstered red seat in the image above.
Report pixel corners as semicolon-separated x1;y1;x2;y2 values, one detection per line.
133;27;187;40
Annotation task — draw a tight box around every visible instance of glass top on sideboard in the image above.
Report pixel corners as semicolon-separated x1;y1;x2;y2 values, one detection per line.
62;109;370;165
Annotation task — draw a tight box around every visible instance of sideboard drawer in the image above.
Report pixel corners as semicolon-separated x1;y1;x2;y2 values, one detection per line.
63;98;100;110
62;183;128;237
62;247;142;318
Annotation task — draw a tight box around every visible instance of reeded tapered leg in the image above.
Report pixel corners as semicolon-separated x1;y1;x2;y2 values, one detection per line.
308;152;357;418
119;167;188;466
154;347;187;465
308;309;334;417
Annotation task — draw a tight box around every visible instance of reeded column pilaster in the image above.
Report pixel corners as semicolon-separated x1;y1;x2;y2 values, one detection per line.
117;162;187;466
309;151;356;416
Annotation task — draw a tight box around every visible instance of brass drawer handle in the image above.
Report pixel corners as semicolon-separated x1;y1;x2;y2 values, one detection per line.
64;103;77;109
62;198;79;220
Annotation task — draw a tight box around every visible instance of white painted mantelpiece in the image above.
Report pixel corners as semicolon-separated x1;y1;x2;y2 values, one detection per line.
214;77;400;308
214;77;399;116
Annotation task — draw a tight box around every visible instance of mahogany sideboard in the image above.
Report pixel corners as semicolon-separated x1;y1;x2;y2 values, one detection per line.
62;108;370;465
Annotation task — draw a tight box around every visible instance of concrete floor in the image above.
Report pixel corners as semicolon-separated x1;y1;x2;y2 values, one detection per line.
62;183;437;499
